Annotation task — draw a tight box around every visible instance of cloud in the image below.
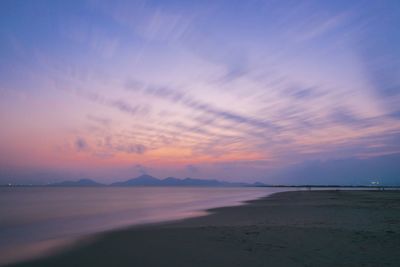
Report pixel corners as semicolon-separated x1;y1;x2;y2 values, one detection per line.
293;12;349;42
115;144;147;154
93;1;194;43
90;134;148;155
74;89;151;117
125;81;281;133
75;137;88;151
182;29;250;82
87;115;112;127
110;99;150;116
122;77;400;166
329;108;362;126
63;18;120;59
135;164;148;175
283;86;322;100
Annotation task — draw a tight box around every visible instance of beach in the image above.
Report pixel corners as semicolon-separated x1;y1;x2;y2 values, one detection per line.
8;190;400;267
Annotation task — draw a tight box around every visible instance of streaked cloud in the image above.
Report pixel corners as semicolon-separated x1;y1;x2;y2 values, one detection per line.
0;0;399;184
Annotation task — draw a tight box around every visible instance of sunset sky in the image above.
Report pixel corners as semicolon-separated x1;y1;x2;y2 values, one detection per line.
1;0;399;185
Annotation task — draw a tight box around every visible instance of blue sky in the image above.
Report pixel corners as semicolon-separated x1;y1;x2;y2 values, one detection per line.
0;0;399;185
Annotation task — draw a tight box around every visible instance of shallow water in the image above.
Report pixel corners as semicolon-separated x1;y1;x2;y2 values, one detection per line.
0;186;293;265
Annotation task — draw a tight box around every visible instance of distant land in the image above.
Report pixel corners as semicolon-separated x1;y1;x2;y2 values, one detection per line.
43;175;266;187
47;179;105;187
109;175;263;187
2;175;400;188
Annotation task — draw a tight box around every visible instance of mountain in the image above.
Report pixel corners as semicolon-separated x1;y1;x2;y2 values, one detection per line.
46;176;265;187
110;175;162;186
162;177;184;186
48;179;104;187
178;177;227;186
253;182;266;187
111;175;264;187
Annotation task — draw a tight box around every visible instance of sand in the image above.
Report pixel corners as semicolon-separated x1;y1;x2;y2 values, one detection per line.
7;190;400;267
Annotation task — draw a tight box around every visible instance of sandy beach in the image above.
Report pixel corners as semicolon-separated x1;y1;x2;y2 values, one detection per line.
7;190;400;267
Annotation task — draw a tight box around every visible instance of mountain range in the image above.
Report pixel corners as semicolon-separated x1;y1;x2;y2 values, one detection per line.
47;175;265;187
47;178;104;187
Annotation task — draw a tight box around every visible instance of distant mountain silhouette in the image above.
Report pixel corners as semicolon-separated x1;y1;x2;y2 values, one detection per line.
110;175;264;187
45;175;265;187
48;179;104;187
110;175;162;186
253;182;266;187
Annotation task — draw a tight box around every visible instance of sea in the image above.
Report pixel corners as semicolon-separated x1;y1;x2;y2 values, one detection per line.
0;186;295;265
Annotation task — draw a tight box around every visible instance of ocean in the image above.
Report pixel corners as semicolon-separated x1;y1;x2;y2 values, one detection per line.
0;186;294;265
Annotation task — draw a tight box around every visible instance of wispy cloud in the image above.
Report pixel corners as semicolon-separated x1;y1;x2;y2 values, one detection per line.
125;81;281;133
74;89;151;117
1;0;400;184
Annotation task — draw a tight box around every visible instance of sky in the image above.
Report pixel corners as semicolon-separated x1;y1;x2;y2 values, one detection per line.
0;0;400;185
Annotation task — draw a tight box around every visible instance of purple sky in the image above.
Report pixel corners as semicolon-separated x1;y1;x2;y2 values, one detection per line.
0;0;399;185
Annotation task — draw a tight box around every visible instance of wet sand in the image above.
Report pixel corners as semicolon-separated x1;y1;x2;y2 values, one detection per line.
7;190;400;267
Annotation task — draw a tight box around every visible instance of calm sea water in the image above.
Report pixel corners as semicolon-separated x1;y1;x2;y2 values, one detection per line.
0;186;293;265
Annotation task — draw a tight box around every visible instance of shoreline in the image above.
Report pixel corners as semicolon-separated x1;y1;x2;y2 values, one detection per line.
7;190;400;267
